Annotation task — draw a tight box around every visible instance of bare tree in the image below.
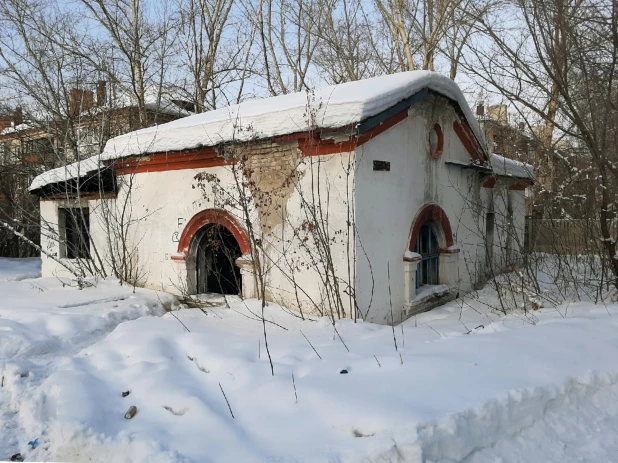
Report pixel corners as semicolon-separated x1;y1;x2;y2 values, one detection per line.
76;0;178;126
374;0;478;73
247;0;323;94
465;0;618;287
175;0;250;112
313;0;381;83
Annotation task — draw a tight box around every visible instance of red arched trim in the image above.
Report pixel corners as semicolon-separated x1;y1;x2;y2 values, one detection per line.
408;203;455;252
453;118;484;162
177;209;251;257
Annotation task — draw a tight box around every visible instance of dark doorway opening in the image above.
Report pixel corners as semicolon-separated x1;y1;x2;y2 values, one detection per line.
195;224;242;295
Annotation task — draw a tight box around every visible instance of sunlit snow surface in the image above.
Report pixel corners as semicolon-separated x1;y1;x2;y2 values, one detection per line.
1;257;618;462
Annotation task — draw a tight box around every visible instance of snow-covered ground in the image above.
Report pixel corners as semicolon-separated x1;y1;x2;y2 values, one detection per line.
2;258;618;462
0;258;42;282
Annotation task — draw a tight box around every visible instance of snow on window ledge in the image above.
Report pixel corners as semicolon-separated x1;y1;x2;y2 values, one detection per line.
414;284;451;301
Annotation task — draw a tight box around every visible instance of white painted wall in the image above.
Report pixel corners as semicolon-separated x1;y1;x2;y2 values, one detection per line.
353;96;526;324
40;148;355;319
125;151;356;317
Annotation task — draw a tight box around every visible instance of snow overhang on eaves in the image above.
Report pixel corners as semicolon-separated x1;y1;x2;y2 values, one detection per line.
29;161;116;199
489;153;535;181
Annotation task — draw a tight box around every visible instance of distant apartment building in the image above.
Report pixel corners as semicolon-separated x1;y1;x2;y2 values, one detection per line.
0;83;191;256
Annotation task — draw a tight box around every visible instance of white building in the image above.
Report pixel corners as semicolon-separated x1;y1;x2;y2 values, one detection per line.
30;71;533;324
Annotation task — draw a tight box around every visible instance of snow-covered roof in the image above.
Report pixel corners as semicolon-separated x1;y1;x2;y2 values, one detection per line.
102;71;486;156
30;71;486;191
1;123;36;136
490;153;534;180
30;157;102;191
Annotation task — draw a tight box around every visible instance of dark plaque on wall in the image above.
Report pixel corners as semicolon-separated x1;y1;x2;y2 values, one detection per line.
373;160;391;171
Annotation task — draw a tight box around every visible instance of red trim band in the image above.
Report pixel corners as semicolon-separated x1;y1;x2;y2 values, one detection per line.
176;208;251;258
112;148;228;175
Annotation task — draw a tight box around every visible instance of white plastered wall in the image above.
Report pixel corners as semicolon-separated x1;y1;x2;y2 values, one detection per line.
258;151;357;318
39;147;356;319
490;184;527;271
353;96;525;324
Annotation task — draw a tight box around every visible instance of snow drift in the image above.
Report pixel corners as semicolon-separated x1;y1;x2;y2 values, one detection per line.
3;259;618;462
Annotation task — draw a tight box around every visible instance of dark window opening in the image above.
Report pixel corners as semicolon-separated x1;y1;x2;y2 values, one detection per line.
196;224;242;295
506;193;514;262
486;211;495;264
60;208;90;259
23;137;55;162
415;223;439;288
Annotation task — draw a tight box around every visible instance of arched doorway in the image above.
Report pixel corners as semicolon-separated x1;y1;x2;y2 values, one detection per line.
176;209;251;296
192;224;242;295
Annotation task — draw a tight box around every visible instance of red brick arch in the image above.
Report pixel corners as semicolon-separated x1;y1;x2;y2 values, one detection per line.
408;203;454;252
177;208;251;257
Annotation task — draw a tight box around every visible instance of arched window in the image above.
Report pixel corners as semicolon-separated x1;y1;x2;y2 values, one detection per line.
408;204;455;293
415;223;440;287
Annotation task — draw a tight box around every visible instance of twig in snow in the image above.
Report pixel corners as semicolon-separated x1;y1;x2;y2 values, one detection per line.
219;382;234;419
387;263;398;352
374;355;381;367
401;324;405;348
300;330;322;359
258;339;261;360
332;323;350;352
169;310;191;332
292;373;298;403
461;321;472;334
399;352;404;365
157;292;190;332
231;299;288;330
260;299;275;376
425;323;443;338
200;307;221;319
